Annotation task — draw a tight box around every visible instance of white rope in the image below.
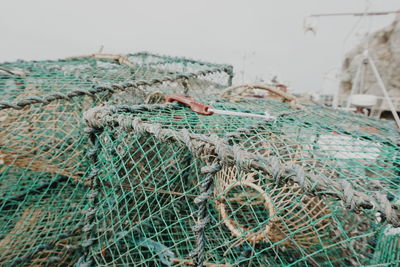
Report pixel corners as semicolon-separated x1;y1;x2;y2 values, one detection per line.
208;108;275;121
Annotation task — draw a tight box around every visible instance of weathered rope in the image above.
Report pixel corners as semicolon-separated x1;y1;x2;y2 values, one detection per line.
0;67;27;76
83;103;177;129
77;127;104;267
191;164;221;267
219;84;304;109
83;106;400;226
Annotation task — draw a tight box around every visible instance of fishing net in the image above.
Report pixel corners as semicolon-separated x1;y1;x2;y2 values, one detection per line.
83;93;400;266
0;53;232;266
372;226;400;266
0;180;87;266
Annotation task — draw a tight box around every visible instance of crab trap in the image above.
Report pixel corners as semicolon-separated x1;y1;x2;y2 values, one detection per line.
0;53;232;266
82;93;400;266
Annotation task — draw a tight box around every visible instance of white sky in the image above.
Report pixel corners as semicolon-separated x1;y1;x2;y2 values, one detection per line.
1;0;399;93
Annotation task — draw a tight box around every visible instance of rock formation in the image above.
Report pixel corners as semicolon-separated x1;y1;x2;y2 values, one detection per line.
339;14;400;109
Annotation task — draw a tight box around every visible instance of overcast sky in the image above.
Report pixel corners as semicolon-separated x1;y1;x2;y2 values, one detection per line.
1;0;399;93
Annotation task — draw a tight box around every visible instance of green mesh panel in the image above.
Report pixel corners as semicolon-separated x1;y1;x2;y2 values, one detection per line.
84;98;400;266
0;53;232;266
373;226;400;266
0;178;87;266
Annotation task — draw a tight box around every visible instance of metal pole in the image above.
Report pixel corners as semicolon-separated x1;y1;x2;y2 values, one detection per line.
310;10;400;18
367;54;400;128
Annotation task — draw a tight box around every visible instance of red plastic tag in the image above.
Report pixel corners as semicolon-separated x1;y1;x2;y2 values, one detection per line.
165;94;213;115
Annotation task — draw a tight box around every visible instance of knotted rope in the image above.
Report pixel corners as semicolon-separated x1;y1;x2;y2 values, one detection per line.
191;164;221;267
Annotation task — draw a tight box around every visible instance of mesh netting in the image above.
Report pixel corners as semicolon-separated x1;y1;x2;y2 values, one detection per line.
372;226;400;266
0;180;86;265
0;53;232;266
83;96;400;266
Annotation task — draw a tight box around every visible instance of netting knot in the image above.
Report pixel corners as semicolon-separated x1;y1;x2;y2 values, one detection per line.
76;256;93;267
200;164;222;174
376;192;395;224
84;107;112;129
339;180;357;210
232;145;253;170
270;157;283;183
192;216;211;232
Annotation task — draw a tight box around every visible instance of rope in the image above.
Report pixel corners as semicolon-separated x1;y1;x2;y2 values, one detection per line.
78;127;104;267
219;84;304;109
0;67;27;76
190;164;221;267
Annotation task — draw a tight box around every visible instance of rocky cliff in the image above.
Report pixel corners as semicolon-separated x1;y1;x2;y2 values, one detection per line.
339;15;400;103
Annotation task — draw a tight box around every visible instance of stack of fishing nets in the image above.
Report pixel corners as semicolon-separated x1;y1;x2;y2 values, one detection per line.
82;86;399;266
0;53;232;266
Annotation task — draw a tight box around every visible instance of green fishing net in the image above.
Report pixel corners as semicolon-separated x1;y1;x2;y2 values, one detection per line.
0;179;86;266
373;225;400;266
82;97;400;266
0;53;232;266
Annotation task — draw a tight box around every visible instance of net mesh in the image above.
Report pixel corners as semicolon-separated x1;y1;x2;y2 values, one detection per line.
373;226;400;266
83;97;400;266
0;53;232;266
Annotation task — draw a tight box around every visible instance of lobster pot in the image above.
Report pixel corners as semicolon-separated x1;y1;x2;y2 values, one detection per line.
84;97;400;266
83;104;264;266
0;53;232;266
87;134;202;265
0;54;231;197
0;52;232;180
